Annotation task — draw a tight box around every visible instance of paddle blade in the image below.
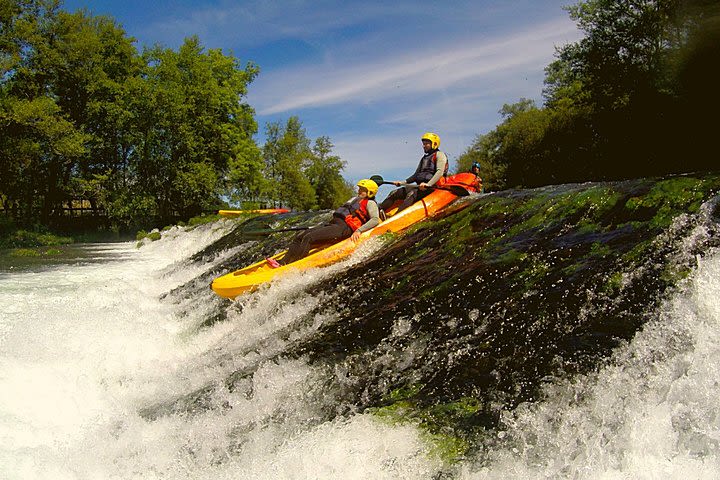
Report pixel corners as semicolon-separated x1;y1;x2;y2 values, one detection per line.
370;174;385;185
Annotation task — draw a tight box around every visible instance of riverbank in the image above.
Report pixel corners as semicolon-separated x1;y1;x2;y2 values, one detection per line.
0;212;223;254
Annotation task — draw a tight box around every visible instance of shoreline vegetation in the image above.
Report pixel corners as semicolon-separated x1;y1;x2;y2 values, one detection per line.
0;212;222;256
2;1;718;245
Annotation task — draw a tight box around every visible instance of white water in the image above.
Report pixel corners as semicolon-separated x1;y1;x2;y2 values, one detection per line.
2;221;719;479
461;249;720;479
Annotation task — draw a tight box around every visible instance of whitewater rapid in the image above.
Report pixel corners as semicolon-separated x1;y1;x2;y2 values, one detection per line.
1;221;719;479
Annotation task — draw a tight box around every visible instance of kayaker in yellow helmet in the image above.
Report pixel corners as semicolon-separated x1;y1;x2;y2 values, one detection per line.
378;132;449;215
267;179;380;267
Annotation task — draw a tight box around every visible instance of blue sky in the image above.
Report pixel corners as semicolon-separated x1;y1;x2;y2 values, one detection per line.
62;0;582;185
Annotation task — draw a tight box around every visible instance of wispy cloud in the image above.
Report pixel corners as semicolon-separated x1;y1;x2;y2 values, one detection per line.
131;0;581;184
138;1;418;49
251;18;580;115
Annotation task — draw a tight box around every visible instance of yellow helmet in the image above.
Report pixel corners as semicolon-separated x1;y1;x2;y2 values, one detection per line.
356;179;378;198
421;132;440;149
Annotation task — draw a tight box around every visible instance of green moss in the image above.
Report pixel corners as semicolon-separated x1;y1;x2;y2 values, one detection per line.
402;246;432;264
423;431;470;463
625;177;710;229
419;277;456;299
506;187;622;241
562;262;583;276
389;383;424;401
660;264;692;285
589;242;612;257
135;230;161;247
492;249;527;265
440;212;475;258
602;271;625;295
477;198;513;217
622;240;653;264
44;248;62;256
10;248;40;257
369;392;481;463
577;221;601;235
519;256;551;287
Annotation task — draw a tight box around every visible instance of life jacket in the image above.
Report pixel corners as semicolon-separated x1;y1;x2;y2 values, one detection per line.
412;150;449;184
334;197;374;231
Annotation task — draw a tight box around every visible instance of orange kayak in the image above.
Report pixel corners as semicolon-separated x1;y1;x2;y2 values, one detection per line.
211;173;479;299
218;208;290;217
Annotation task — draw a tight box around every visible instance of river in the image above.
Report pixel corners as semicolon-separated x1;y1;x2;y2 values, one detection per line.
1;206;719;478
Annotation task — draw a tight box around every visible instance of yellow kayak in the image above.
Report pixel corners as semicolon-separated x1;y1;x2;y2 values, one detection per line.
212;173;479;299
218;208;290;217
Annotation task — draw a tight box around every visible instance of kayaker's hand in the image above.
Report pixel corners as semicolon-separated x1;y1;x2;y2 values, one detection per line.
392;181;401;186
351;230;362;243
419;182;428;190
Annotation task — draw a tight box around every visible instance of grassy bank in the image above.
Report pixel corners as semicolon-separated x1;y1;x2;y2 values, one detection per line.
1;212;223;252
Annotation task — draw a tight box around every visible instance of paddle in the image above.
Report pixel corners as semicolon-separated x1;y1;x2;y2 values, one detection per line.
370;175;471;197
243;226;311;236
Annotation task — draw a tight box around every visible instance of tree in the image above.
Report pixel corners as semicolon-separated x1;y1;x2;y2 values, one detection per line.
262;117;316;210
540;0;718;180
0;1;90;223
226;138;266;208
307;136;352;208
456;99;550;190
127;36;259;222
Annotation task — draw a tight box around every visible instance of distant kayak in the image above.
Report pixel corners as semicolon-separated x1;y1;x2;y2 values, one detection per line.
218;208;290;217
211;173;479;299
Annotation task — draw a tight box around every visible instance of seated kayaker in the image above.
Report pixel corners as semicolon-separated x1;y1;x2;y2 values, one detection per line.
470;162;484;193
267;179;380;267
378;132;448;216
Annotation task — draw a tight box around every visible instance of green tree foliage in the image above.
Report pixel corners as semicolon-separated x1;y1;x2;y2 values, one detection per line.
262;118;315;210
541;0;719;180
1;2;261;230
226;139;265;208
307;136;353;208
260;117;351;211
456;99;552;189
1;1;91;221
467;0;719;190
128;36;259;222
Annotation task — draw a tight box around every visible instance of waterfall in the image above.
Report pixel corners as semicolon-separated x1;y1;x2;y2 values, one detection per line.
2;175;720;479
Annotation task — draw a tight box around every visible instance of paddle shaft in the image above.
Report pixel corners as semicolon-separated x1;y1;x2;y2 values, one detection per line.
244;226;311;236
370;175;470;197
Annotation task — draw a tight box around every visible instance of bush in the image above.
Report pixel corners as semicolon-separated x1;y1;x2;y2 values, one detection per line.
188;213;221;227
0;227;73;249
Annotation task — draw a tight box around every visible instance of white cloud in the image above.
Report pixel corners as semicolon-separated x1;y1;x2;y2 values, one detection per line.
138;1;423;50
169;1;581;186
251;18;580;115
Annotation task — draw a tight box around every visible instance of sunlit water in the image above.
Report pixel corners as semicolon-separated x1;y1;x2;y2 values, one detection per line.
1;220;719;479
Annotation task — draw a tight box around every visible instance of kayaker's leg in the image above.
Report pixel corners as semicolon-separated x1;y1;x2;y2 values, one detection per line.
395;186;432;213
378;187;408;211
396;187;420;213
280;218;352;265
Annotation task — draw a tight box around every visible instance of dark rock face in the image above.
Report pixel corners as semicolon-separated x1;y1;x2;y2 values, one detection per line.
165;174;720;457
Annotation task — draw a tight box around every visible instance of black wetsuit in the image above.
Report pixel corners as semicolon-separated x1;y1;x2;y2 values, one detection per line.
280;216;353;265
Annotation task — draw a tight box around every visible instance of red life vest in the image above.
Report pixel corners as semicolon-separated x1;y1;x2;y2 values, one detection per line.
335;197;373;231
